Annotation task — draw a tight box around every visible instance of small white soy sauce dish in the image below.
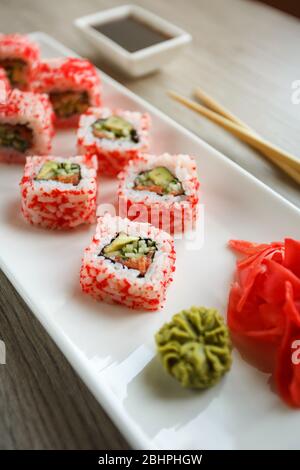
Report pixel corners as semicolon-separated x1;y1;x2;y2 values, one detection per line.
74;5;192;77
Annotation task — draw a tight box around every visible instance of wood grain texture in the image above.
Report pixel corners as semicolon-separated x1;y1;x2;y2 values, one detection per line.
0;0;299;450
0;272;128;450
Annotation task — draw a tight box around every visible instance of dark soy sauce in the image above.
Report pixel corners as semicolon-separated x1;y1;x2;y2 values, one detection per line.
92;16;172;53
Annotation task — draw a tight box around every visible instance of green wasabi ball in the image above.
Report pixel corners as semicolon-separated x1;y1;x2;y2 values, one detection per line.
155;306;232;389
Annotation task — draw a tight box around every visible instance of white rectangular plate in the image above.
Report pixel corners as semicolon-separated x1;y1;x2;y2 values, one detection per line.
1;32;300;450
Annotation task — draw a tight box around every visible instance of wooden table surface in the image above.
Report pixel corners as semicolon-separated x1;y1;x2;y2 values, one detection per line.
0;0;299;450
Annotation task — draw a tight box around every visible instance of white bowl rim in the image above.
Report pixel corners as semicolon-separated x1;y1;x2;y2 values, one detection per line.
74;4;192;60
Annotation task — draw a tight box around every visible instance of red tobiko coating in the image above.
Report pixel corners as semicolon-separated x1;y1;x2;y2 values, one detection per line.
0;73;10;103
0;34;40;62
0;88;54;162
0;34;40;90
31;57;101;100
31;57;101;127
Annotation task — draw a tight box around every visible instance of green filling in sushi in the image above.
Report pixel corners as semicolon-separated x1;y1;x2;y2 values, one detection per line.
100;232;157;276
92;116;139;143
134;166;184;196
0;123;33;152
0;58;27;87
35;161;81;186
49;90;90;118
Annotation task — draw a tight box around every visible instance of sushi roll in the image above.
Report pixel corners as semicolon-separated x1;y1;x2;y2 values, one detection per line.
0;34;40;90
20;155;97;229
0;67;11;98
80;214;176;310
0;88;54;163
77;107;151;177
118;153;200;234
31;58;101;127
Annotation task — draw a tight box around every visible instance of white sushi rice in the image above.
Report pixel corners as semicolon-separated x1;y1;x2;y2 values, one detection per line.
80;214;176;310
117;153;200;234
31;58;101;104
77;107;150;152
21;155;97;229
32;155;95;192
119;153;197;203
0;89;53;161
0;33;39;64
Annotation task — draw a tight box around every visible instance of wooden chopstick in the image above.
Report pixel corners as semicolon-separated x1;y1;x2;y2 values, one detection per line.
168;89;300;173
167;90;300;184
194;87;252;131
194;87;300;184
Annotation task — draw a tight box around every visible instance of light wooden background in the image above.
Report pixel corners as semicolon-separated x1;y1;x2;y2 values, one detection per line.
0;0;299;449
